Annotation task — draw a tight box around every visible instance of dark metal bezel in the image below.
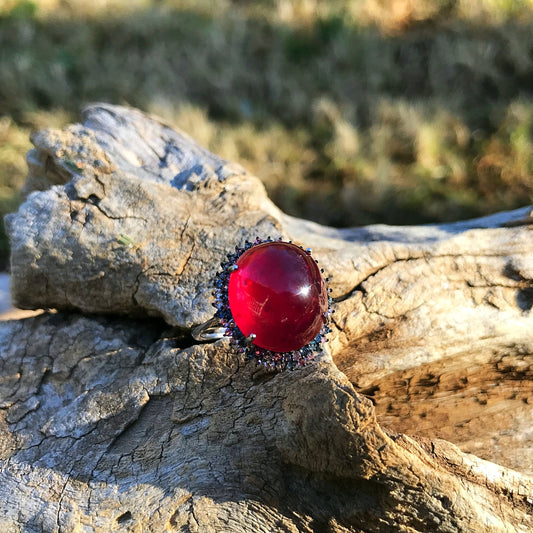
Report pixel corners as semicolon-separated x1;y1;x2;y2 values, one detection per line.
212;237;332;370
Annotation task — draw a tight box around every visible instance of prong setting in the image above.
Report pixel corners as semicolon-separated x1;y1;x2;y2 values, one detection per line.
213;236;333;371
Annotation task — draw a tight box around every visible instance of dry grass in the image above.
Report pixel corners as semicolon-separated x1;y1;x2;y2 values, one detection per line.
1;0;533;268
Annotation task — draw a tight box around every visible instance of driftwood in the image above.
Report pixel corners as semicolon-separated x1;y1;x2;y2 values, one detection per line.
1;103;532;532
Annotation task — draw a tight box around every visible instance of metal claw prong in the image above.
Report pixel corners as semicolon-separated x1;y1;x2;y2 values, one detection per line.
229;264;239;272
305;248;312;254
245;333;257;344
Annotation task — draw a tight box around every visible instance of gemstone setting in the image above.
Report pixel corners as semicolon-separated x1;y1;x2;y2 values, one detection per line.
213;237;332;370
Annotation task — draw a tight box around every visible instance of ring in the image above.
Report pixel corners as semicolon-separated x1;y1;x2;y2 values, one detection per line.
192;237;332;370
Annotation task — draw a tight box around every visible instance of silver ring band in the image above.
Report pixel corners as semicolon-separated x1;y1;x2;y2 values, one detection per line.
191;316;226;342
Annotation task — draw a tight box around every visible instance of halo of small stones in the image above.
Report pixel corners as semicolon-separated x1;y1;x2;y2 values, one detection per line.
212;236;333;371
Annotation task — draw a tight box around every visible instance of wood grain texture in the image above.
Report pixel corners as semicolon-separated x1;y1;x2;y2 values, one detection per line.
2;104;532;532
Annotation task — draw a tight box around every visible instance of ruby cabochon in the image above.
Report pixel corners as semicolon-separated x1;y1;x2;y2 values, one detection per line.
213;237;332;370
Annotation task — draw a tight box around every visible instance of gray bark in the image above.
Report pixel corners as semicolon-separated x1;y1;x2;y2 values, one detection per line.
1;103;532;532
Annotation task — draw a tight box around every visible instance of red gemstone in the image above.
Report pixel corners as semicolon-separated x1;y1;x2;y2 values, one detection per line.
227;242;328;353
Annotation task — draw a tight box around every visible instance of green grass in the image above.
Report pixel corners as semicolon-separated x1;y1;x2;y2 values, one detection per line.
1;0;533;269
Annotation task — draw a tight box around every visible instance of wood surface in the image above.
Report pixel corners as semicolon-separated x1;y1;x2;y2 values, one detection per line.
1;104;532;532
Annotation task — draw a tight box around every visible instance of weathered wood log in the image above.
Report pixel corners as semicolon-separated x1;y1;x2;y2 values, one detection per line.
1;104;532;532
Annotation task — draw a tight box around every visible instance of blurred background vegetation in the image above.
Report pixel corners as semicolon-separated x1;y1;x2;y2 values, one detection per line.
2;0;533;270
